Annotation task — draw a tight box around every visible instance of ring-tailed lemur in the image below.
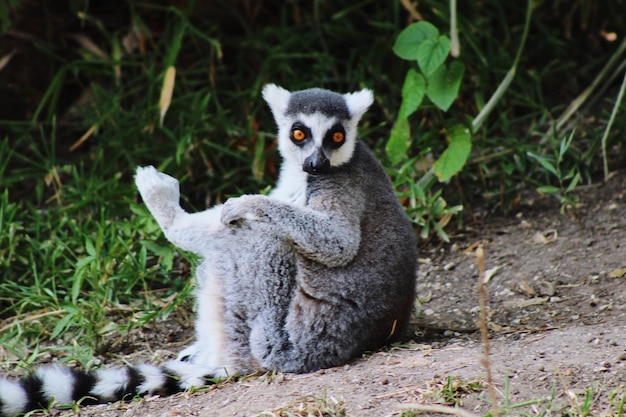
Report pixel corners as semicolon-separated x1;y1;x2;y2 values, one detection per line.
0;84;417;416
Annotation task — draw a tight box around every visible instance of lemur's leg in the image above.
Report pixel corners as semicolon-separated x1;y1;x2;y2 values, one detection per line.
135;166;223;255
135;166;234;376
219;222;299;374
176;259;238;378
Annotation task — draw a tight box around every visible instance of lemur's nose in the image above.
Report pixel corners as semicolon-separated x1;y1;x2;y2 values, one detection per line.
303;148;330;175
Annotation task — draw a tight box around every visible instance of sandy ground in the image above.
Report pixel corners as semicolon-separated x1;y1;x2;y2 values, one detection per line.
15;170;626;416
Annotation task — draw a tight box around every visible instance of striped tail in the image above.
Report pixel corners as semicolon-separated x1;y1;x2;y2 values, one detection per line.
0;360;216;417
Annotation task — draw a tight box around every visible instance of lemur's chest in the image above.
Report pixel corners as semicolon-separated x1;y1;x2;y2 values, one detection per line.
271;164;309;207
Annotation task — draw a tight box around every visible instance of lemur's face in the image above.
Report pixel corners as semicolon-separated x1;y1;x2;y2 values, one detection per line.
262;85;373;175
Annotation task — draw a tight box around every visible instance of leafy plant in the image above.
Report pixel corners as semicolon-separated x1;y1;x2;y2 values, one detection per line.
385;17;468;241
392;156;462;242
386;0;534;240
386;20;468;176
527;130;582;212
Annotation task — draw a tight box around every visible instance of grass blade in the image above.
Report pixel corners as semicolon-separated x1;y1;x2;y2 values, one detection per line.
600;69;626;180
159;66;176;126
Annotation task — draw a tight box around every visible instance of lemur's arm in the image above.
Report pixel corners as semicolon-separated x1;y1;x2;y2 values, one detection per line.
220;193;364;267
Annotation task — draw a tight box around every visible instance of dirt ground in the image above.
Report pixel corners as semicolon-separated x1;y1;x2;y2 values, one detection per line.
55;170;626;416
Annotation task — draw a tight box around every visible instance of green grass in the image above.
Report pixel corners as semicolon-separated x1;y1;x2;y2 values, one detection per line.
0;0;624;376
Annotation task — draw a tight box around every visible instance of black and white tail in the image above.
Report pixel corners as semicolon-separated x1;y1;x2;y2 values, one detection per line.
0;360;215;417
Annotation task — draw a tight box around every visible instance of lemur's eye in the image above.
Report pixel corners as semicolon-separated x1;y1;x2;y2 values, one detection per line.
332;131;344;143
292;129;306;141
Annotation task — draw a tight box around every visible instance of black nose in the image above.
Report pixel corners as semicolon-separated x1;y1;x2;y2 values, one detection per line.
303;149;330;175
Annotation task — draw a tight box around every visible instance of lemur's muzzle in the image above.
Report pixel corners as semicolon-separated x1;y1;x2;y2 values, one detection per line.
303;148;330;175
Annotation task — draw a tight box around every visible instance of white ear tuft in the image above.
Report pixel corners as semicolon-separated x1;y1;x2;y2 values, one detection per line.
262;84;291;118
344;89;374;120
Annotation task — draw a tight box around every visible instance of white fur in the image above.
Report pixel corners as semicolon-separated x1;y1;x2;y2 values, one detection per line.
177;263;232;375
90;368;130;401
343;89;374;120
262;84;291;125
270;158;308;206
135;166;224;254
0;378;28;416
35;366;75;405
163;360;217;389
165;207;224;252
134;364;166;394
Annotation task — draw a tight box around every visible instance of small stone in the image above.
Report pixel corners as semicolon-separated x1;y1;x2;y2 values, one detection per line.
538;281;556;296
443;262;456;271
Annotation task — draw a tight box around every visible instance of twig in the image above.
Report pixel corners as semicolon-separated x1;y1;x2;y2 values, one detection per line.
449;0;459;57
0;308;65;333
70;123;98;151
400;0;423;21
398;403;480;417
476;245;499;416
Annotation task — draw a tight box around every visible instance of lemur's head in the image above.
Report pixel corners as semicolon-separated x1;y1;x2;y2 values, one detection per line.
262;84;373;175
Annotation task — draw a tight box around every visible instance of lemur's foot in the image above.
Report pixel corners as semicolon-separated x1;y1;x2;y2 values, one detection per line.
221;195;270;225
135;166;181;229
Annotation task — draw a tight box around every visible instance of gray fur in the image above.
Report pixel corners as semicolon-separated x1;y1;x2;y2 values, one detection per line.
214;141;416;373
286;88;351;119
140;84;418;375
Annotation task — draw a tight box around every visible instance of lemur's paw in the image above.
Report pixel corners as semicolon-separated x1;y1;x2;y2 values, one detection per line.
176;344;233;379
135;166;180;204
221;195;269;225
177;344;200;363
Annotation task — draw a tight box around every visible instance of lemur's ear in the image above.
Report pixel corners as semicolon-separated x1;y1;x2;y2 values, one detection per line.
262;84;291;119
343;89;374;121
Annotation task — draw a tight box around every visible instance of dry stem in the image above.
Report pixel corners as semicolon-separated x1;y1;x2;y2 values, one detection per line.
476;245;499;416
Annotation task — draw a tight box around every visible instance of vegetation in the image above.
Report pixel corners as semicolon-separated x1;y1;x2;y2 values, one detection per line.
0;0;624;395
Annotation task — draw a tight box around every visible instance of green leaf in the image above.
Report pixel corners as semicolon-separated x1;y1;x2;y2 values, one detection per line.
425;61;465;111
386;118;411;165
566;171;581;193
398;69;426;120
139;244;148;270
433;124;471;182
85;238;96;257
558;130;575;163
417;35;451;76
537;185;560;194
50;312;76;340
527;152;558;176
432;220;450;243
411;181;426;203
393;21;439;61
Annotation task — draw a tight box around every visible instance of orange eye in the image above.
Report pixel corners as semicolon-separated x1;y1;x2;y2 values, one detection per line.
332;131;344;143
292;129;306;141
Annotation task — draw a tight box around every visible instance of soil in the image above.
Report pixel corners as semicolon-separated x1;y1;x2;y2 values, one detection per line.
50;170;626;416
